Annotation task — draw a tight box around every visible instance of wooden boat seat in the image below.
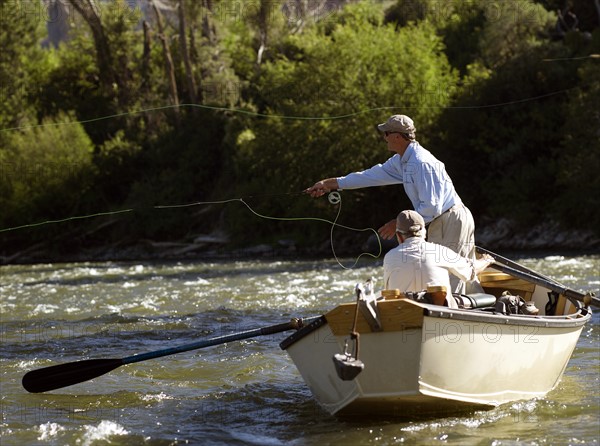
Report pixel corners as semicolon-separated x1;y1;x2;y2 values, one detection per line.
478;270;535;301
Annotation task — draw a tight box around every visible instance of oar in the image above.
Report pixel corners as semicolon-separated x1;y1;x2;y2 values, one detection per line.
476;246;599;307
487;261;599;308
476;246;564;287
22;316;319;393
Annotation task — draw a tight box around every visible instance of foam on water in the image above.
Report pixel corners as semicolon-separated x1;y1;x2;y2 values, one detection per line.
228;430;285;445
32;304;60;315
140;392;173;402
16;359;39;370
37;422;65;441
77;420;129;446
183;278;210;286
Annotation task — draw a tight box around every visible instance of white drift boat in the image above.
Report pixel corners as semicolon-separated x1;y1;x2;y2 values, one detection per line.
280;256;594;417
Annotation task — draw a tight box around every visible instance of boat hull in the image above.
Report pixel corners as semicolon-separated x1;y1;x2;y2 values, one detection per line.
282;298;589;417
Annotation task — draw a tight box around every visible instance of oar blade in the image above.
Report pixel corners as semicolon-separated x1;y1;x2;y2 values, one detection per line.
22;358;123;393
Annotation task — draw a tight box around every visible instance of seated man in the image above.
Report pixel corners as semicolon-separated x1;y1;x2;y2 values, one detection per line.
383;210;492;306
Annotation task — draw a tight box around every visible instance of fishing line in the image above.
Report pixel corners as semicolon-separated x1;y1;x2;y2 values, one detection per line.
324;192;382;270
0;85;583;134
0;192;302;233
543;54;599;62
0;209;135;233
157;192;381;269
1;191;382;269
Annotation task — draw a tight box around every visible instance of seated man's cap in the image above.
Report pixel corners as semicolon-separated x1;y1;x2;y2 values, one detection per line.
396;210;425;234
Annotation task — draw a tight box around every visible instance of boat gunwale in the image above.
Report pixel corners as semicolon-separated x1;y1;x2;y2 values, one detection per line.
280;315;327;350
280;298;591;351
423;303;591;328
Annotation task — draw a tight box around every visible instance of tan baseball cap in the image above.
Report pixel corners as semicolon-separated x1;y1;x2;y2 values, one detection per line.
377;115;416;135
396;210;425;234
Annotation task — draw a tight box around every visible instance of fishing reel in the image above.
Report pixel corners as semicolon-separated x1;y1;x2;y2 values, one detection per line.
327;191;341;205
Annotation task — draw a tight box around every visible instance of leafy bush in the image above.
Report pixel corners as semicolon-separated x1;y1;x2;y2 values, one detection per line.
0;112;95;229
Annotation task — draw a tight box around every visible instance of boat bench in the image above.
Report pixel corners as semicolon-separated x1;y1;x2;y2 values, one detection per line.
478;271;536;301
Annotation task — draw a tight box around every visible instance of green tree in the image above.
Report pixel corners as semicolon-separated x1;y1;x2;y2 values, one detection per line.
39;0;146;144
0;0;50;130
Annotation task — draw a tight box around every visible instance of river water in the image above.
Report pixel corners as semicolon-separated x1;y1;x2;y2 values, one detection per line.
1;255;598;445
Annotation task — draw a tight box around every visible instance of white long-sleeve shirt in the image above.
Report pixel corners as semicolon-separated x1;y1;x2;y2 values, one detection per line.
336;141;460;224
383;237;475;293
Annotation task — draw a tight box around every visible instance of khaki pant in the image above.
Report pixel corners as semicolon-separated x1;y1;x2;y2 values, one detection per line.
427;203;478;294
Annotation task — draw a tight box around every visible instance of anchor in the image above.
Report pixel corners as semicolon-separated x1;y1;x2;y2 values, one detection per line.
332;281;373;381
332;337;364;381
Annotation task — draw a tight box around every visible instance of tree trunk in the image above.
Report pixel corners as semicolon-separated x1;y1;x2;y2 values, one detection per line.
141;20;152;93
67;0;119;93
178;0;198;107
201;0;216;44
150;0;180;126
255;0;269;68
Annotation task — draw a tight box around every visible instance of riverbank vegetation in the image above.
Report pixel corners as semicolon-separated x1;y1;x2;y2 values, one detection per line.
1;0;598;261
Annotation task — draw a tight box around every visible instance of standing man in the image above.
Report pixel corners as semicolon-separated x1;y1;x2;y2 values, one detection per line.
305;114;477;292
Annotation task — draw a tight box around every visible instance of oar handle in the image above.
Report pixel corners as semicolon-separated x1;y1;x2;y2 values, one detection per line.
489;262;599;308
476;246;562;286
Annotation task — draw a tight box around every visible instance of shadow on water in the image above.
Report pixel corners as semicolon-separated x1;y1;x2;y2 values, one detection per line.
181;380;500;444
185;381;336;437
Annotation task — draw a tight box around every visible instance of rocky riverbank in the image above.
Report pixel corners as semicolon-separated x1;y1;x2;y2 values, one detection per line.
474;218;600;251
